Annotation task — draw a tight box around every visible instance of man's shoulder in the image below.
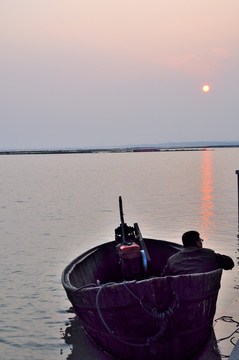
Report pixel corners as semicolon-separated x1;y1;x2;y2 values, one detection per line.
200;247;215;254
168;247;215;261
175;247;215;256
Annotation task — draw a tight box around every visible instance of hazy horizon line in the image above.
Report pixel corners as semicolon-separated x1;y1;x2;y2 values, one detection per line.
1;140;239;152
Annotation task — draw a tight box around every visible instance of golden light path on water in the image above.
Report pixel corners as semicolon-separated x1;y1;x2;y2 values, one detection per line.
200;150;215;240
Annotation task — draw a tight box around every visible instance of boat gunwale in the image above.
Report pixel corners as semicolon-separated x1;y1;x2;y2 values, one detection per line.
62;238;222;294
61;238;182;290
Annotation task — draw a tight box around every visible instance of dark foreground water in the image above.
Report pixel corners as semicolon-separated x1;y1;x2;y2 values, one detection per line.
0;148;238;360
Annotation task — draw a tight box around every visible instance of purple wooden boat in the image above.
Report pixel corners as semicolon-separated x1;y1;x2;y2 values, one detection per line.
62;198;222;360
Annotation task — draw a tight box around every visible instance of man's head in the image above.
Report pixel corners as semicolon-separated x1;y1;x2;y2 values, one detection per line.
182;231;203;248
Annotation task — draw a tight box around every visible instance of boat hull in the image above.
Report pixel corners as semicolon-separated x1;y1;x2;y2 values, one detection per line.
62;239;222;360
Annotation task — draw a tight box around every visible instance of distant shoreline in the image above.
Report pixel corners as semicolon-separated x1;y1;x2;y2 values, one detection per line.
0;145;239;155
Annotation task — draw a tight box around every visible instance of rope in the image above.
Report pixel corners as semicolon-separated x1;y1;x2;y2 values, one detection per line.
96;282;147;347
214;316;239;358
215;316;239;344
96;281;176;348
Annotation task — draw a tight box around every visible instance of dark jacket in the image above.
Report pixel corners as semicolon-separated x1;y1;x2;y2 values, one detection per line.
162;247;234;276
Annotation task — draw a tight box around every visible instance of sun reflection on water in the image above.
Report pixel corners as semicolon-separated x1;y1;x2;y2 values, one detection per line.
200;150;215;240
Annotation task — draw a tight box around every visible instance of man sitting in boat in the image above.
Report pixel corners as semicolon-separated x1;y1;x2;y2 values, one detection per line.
162;230;234;275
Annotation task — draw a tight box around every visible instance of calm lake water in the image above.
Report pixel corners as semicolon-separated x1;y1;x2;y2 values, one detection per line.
0;148;238;360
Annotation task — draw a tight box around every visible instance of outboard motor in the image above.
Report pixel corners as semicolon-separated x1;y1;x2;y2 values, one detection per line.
115;197;141;279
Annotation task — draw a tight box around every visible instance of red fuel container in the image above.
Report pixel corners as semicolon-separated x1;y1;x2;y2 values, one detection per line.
117;242;141;278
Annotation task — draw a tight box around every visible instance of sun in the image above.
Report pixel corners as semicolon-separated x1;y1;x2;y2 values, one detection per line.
202;84;210;93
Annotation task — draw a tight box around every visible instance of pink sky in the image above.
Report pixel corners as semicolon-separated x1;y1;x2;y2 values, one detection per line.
1;1;239;148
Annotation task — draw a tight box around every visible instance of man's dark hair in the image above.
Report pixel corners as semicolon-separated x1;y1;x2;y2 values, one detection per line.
182;230;200;247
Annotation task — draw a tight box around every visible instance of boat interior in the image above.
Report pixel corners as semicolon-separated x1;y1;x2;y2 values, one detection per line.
64;236;182;290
